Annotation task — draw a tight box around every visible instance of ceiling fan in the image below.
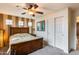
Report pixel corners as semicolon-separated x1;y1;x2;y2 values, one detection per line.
16;3;44;17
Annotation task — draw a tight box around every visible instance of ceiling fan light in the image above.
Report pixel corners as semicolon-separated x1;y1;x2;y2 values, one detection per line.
31;7;35;10
29;11;34;15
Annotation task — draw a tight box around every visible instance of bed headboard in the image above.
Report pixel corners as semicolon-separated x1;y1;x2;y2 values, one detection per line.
9;27;29;36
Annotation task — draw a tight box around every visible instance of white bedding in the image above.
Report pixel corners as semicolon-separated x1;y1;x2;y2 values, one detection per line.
10;33;41;45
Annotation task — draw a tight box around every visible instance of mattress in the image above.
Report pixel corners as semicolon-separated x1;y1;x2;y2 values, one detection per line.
10;33;41;45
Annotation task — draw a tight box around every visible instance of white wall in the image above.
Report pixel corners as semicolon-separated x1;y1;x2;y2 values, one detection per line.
35;8;76;53
68;9;77;50
35;17;48;42
69;9;79;50
72;9;79;50
54;8;69;53
46;15;54;46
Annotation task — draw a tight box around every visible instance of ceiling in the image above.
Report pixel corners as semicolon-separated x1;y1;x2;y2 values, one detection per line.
0;3;79;19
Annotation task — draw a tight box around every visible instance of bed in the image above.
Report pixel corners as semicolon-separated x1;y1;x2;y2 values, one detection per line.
9;27;43;55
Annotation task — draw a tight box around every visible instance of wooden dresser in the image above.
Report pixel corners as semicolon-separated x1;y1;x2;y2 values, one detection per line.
0;29;4;48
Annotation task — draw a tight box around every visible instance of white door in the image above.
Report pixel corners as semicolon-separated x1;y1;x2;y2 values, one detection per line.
54;16;65;50
47;18;54;46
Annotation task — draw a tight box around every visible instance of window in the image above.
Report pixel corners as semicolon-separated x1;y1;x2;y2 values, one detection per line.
18;20;24;27
6;19;13;26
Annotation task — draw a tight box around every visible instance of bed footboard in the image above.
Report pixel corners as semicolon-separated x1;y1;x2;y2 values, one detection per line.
11;38;43;55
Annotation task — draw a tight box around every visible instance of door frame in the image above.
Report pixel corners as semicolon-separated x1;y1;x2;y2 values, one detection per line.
76;23;79;50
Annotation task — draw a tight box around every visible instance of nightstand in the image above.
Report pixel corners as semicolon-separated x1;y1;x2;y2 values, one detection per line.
0;29;4;48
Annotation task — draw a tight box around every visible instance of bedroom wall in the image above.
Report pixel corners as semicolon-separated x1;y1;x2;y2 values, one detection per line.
35;8;75;53
54;8;69;53
0;13;35;46
73;9;79;50
3;14;30;46
68;9;77;50
68;9;79;50
35;16;48;42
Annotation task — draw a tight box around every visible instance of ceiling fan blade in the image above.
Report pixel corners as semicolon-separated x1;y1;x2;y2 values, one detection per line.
16;5;20;7
34;4;38;9
36;11;44;14
28;5;33;9
25;3;33;9
16;5;28;10
21;12;26;15
23;7;28;10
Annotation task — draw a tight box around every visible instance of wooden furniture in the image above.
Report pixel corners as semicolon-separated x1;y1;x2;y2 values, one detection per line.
9;27;43;55
0;14;3;29
9;27;29;35
0;29;4;48
11;38;43;55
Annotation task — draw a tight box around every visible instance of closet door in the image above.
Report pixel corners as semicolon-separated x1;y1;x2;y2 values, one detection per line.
47;17;54;46
54;16;65;50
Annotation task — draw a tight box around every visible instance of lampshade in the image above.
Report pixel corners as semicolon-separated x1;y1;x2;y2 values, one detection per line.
28;22;32;27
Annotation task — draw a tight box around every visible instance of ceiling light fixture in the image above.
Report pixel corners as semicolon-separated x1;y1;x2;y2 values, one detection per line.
28;11;34;15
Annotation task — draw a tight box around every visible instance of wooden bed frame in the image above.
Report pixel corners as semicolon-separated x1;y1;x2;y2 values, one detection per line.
9;27;43;55
9;27;29;35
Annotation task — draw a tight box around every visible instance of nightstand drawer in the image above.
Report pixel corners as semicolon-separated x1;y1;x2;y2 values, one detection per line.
0;29;4;48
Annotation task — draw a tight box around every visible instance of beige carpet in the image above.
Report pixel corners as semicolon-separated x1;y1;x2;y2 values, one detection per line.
29;46;67;55
29;46;79;55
